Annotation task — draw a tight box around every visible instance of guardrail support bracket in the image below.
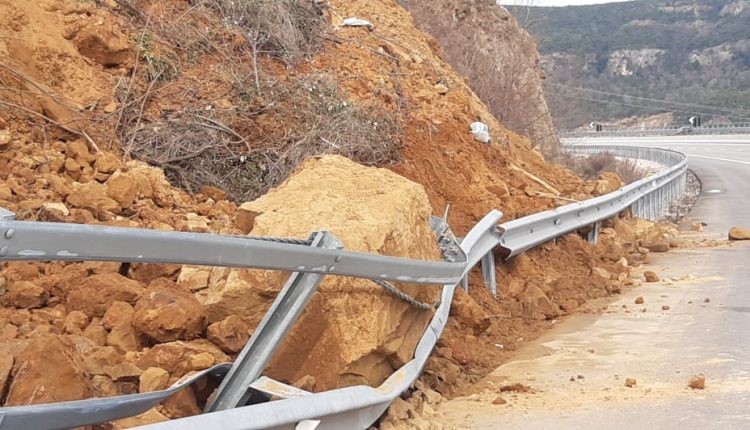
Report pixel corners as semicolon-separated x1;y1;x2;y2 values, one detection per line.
587;221;601;245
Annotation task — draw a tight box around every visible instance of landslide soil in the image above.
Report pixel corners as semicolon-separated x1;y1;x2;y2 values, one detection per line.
0;0;665;427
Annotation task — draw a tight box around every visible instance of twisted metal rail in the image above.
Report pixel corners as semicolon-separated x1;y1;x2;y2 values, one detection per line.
0;145;688;430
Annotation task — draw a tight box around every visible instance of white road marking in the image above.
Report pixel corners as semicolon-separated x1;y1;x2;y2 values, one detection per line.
685;154;750;166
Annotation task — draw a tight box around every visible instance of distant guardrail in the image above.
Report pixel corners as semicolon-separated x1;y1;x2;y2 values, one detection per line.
0;145;687;430
560;122;750;138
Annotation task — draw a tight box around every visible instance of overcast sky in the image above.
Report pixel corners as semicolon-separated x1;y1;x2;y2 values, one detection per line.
497;0;635;6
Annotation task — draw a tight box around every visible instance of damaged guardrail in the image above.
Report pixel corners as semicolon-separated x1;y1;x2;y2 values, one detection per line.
0;145;687;430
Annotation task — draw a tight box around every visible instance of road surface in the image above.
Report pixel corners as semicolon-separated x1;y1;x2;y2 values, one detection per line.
431;135;750;429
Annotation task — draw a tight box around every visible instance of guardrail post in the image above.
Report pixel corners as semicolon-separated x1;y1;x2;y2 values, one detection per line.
480;251;497;298
205;231;342;412
587;221;600;245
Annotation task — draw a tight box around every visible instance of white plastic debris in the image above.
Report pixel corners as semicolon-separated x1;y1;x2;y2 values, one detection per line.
341;17;374;30
469;121;491;143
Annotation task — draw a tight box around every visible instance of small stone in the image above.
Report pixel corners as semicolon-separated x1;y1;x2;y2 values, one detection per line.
492;396;507;405
105;362;143;382
662;305;670;311
177;266;211;292
41;202;70;217
704;297;711;303
691;222;704;232
132;283;208;343
64;310;89;334
139;367;170;392
688;374;705;390
103;102;119;114
634;296;645;305
577;375;585;379
187;352;214;370
728;226;750;241
0;130;11;146
8;281;48;309
206;315;250;354
643;242;669;253
625;378;637;388
434;83;449;95
644;271;660;283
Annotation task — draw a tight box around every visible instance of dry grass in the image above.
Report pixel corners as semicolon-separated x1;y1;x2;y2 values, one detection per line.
553;151;644;184
107;1;400;202
123;74;400;202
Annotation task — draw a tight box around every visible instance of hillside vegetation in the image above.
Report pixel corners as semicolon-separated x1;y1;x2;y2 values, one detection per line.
508;0;750;127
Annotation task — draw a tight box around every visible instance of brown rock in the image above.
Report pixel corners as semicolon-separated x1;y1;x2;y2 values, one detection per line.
105;362;143;382
74;21;131;67
160;386;201;419
8;281;48;309
107;321;140;353
66;181;119;216
111;408;169;428
83;345;122;375
133;283;208;343
0;354;13;400
520;284;559;320
704;297;711;303
128;263;181;285
102;301;135;330
5;336;92;405
625;378;637;388
634;296;645;305
91;374;119;397
177;266;211;292
203;156;441;390
107;173;138;208
0;129;11;147
691;222;704;232
644;271;660;283
206;315;250;354
688;374;706;390
94;152;123;173
492;396;507;405
662;305;671;311
187;352;215;370
63;310;89;334
136;340;229;377
728;226;750;241
199;185;228;201
139;367;170;392
66;274;144;318
642;242;670;253
450;288;491;335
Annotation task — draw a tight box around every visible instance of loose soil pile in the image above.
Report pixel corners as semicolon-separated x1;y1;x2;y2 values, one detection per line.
0;0;681;428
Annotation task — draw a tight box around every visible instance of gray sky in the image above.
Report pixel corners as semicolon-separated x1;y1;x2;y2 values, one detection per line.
497;0;635;6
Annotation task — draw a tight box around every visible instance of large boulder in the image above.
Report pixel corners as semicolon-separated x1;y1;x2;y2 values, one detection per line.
5;336;92;405
197;155;442;390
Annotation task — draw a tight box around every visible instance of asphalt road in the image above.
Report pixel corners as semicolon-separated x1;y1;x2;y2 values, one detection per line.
433;135;750;429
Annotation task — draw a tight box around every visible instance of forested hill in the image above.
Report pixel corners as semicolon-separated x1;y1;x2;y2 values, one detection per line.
506;0;750;128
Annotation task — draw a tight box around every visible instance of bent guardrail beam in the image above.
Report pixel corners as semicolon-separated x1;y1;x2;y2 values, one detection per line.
0;219;466;285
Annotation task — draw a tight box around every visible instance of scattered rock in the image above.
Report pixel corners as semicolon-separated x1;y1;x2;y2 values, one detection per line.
63;310;89;334
688;374;706;389
5;336;92;405
132;282;208;343
177;266;211;292
644;271;660;283
451;288;491;335
625;378;637;388
492;396;507;405
103;102;119;114
160;386;201;419
634;296;645;305
136;340;229;377
7;281;48;309
662;305;670;311
691;222;704;232
139;367;170;392
66;273;144;318
728;226;750;241
704;297;711;303
105;362;143;382
0;130;11;147
642;242;669;253
206;315;250;354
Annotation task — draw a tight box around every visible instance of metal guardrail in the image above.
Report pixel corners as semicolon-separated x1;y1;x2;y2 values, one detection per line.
0;145;687;430
560;123;750;138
